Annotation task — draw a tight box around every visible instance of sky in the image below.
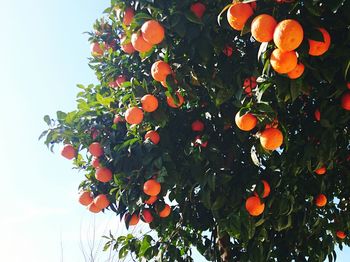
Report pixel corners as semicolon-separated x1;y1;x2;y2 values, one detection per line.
0;0;348;261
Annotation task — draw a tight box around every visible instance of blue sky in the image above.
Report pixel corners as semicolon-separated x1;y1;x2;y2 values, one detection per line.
0;0;348;261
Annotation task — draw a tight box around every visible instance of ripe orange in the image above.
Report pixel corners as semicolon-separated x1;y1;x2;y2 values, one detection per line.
254;180;271;198
341;92;350;110
91;42;104;57
61;144;76;160
314;109;321;121
336;231;346;240
167;92;184;108
131;33;153;53
78;191;93;206
223;44;233;57
235;112;257;131
260;128;283;151
315;194;327;207
93;194;110;209
287;62;305;79
91;157;100;169
87;202;101;213
315;165;326;175
227;3;253;31
265;118;279;129
270;49;298;74
190;2;206;19
308;28;331;56
251;14;277;43
192;120;205;132
89;142;104;157
141;94;159;112
123;7;134;26
151;60;172;82
158;204;171;218
127;213;140;226
141;20;165;45
245;196;265;216
273;19;304;52
95;167;113;183
113;114;124;124
143;179;161;196
125;107;144;125
145;130;160;145
115;75;126;88
145;196;158;205
142;209;154;223
120;36;135;54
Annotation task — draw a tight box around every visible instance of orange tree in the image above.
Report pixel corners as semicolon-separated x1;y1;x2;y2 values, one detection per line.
41;0;350;261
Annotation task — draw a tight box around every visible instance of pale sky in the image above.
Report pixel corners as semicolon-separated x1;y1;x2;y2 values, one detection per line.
0;0;348;261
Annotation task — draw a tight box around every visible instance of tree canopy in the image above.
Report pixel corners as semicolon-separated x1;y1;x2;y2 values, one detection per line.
41;0;350;261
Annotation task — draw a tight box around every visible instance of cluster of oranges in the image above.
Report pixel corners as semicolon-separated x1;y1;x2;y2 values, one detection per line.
245;180;270;216
227;2;331;78
124;179;171;226
61;139;172;225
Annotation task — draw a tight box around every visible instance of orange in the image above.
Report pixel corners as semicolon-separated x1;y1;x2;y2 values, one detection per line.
141;20;165;45
91;157;100;169
113;114;124;124
245;196;265;216
131;33;153;53
227;3;253;31
143;179;161;196
87;202;101;213
141;94;159;112
192;120;205;132
91;42;104;57
336;231;346;240
151;61;172;82
115;75;126;88
260;128;283;151
78;191;93;206
145;196;158;205
235;112;257;131
167;92;184;108
273;19;304;52
127;213;140;226
223;44;233;57
89;142;104;157
142;209;154;223
190;2;206;19
315;194;327;207
287;62;305;79
120;36;135;54
308;28;331;56
61;144;76;160
265;118;279;129
93;194;110;209
123;7;134;26
95;167;113;183
314;109;321;121
254;180;271;198
270;48;298;74
125;107;144;125
315;165;326;175
341;92;350;110
250;2;257;10
145;130;160;145
158;204;171;218
251;14;277;43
